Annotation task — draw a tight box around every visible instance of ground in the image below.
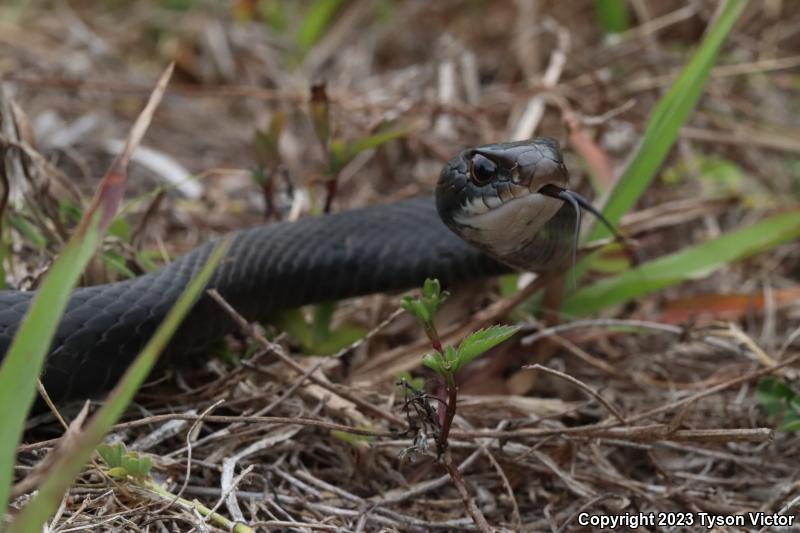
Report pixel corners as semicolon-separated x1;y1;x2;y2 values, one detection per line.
3;0;800;531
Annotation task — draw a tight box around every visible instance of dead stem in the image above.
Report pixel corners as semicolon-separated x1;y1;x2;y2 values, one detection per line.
441;451;494;533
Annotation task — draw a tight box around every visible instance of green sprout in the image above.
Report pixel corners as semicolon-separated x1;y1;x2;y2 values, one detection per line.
400;278;449;353
400;278;520;452
97;442;153;481
757;378;800;432
94;441;255;532
421;326;521;384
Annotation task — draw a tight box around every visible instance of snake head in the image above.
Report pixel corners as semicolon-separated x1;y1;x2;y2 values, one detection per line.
435;138;575;271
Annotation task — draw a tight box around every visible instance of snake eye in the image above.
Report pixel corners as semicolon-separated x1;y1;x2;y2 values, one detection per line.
470;154;497;185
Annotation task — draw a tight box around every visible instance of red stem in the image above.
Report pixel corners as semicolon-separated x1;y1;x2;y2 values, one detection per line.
437;383;457;450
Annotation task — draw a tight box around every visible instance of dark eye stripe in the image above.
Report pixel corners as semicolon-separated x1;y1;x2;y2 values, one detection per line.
470;154;496;185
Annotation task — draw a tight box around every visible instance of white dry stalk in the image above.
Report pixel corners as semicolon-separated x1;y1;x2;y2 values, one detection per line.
220;426;301;522
511;17;570;141
103;140;203;200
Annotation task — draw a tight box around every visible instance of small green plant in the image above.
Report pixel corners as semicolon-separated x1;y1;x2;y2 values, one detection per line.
308;83;420;212
97;443;153;480
400;278;449;353
421;327;521;380
400;278;520;453
0;65;254;532
93;441;254;532
273;304;366;355
757;378;800;432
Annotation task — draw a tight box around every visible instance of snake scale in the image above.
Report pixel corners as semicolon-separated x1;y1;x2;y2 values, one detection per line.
0;138;577;409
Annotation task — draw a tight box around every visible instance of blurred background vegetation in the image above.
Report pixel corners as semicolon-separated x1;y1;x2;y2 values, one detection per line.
1;0;800;530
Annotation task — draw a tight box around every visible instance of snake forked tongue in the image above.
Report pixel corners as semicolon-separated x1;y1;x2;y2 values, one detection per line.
538;184;629;280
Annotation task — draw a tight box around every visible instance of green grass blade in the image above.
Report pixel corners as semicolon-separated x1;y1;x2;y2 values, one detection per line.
587;0;746;241
7;239;229;532
0;64;172;512
329;120;421;173
0;214;103;511
595;0;630;34
297;0;342;52
564;210;800;317
346;120;421;158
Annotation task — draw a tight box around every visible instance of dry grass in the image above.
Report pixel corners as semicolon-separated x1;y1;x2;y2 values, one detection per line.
3;0;800;530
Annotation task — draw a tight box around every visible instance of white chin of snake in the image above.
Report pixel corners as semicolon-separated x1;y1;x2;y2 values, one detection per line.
453;193;564;257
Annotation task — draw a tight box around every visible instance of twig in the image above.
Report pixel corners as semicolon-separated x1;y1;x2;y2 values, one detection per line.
525;364;627;423
532;449;596;498
205;463;256;526
375;448;483;505
475;421;521;530
330;307;404;359
450;424;772;443
522;317;693;344
521;317;747;355
37;379;69;430
157;400;224;516
207;288;407;427
208;289;405;426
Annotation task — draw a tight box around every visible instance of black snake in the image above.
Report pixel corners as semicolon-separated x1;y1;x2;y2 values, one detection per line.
0;138;580;408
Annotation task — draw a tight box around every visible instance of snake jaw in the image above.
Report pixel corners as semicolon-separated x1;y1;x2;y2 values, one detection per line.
452;193;565;258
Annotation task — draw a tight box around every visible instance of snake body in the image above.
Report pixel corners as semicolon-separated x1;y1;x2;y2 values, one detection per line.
0;139;575;408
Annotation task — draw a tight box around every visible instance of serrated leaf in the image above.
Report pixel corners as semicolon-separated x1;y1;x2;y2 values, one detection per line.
135;250;162;272
122;455;138;473
58;200;83;226
452;325;521;373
